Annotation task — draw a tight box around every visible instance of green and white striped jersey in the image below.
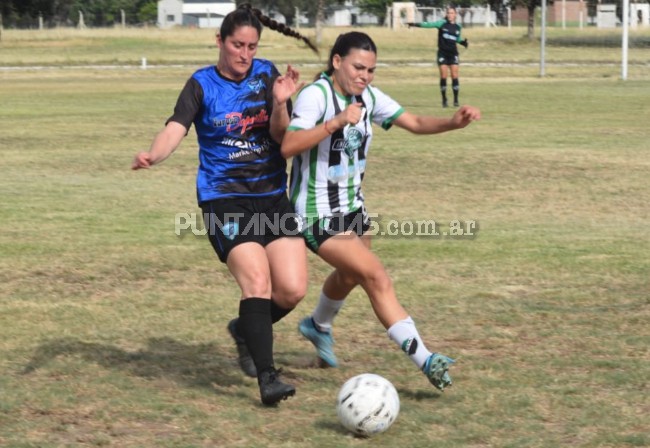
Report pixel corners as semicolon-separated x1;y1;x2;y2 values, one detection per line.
288;74;404;221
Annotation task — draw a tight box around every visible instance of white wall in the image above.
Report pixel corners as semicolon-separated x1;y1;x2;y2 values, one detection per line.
158;0;235;29
630;3;650;28
158;0;183;28
597;5;617;28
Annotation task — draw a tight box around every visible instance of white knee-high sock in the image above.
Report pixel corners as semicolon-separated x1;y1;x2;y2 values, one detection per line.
312;291;345;332
387;316;432;369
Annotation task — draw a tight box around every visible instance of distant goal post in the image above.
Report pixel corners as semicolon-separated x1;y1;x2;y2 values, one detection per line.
387;2;444;29
388;2;496;28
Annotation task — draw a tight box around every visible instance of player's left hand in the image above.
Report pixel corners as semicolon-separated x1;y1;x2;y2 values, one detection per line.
460;39;469;49
452;105;481;129
273;64;305;106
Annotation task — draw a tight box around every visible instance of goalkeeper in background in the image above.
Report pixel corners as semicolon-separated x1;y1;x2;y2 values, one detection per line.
408;6;468;108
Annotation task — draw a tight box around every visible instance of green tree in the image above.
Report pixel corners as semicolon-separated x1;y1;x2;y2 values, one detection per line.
358;0;390;25
138;1;157;25
509;0;555;39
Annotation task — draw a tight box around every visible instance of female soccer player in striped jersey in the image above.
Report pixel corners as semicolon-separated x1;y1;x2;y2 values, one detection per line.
281;31;480;391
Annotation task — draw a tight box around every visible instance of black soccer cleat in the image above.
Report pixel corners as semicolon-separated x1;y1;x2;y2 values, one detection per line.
258;368;295;405
442;99;448;108
227;318;257;378
453;100;460;107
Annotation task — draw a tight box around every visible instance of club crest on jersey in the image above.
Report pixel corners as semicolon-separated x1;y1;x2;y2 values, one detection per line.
221;222;239;240
332;128;363;159
344;128;363;158
247;78;264;94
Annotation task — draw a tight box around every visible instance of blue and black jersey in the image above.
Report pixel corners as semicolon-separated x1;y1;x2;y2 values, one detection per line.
167;58;287;204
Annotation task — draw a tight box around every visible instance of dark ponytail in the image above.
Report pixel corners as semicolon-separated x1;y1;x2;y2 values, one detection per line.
221;4;318;55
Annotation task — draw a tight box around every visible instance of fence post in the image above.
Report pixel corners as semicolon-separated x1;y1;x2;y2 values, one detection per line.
78;11;86;29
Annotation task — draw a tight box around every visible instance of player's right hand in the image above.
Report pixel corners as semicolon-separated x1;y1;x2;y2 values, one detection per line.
132;151;152;170
460;38;469;49
406;22;417;28
334;103;366;128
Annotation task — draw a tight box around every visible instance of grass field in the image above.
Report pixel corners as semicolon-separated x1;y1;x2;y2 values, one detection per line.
1;27;649;447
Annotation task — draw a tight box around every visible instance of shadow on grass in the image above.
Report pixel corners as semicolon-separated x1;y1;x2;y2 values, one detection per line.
314;418;355;436
21;336;245;390
397;388;443;401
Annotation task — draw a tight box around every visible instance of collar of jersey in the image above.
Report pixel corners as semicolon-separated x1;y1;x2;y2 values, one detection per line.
320;72;352;103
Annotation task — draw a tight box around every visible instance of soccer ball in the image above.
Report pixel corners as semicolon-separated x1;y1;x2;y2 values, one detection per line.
336;373;400;437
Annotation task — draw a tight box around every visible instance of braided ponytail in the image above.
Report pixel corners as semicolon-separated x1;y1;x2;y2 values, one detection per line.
249;7;319;55
222;4;318;55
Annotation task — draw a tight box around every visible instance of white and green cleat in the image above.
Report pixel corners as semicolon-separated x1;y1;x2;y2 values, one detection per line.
422;353;455;391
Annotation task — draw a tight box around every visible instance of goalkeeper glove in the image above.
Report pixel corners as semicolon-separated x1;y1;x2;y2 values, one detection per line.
406;22;419;28
460;38;468;49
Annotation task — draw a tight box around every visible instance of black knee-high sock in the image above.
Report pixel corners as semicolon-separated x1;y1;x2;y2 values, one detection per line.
238;298;274;374
452;78;459;103
440;78;447;102
270;301;293;324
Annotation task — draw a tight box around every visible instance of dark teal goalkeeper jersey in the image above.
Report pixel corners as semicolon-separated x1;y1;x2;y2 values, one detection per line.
418;19;463;54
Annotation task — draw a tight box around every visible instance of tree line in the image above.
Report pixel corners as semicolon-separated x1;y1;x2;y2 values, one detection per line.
0;0;461;29
2;0;620;34
1;0;158;28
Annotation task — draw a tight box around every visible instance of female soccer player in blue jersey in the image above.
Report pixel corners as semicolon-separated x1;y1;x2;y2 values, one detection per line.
132;4;317;406
281;31;480;392
408;7;468;108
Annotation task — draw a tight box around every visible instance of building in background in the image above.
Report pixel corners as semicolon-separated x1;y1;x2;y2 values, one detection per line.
157;0;235;29
325;1;380;26
507;0;585;27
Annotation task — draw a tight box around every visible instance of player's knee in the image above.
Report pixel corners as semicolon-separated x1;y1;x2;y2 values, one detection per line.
336;270;360;290
273;282;306;308
241;274;272;298
360;269;393;296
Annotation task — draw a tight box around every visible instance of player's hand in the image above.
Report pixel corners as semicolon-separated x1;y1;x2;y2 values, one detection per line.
451;105;481;129
342;103;365;127
406;22;418;28
132;151;152;170
460;38;468;49
273;64;305;106
331;103;365;131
